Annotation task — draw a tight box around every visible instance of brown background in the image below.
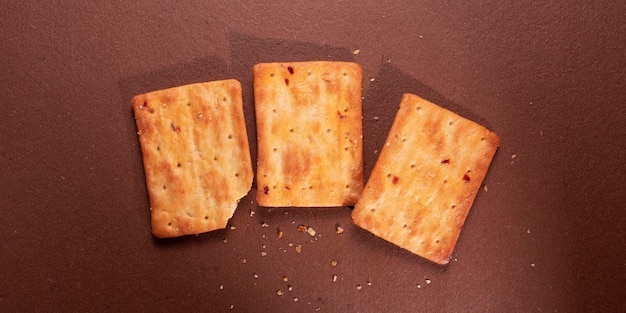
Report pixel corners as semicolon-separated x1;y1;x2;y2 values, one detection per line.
1;1;625;312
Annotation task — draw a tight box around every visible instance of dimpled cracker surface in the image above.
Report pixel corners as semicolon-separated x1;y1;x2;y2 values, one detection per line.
351;93;499;264
253;61;363;207
132;80;253;238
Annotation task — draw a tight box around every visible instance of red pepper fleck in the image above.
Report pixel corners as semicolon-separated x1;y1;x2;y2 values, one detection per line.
441;159;450;164
285;186;291;190
337;110;346;119
287;66;294;75
139;101;147;109
285;78;289;86
170;123;181;132
263;185;269;194
463;174;471;182
392;176;400;184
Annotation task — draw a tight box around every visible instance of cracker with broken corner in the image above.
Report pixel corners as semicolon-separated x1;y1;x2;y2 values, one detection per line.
351;93;499;264
253;61;363;207
132;79;253;238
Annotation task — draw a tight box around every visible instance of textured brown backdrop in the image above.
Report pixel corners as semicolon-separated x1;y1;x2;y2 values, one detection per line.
1;1;625;312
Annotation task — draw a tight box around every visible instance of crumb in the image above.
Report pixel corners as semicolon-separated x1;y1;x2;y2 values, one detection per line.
277;227;284;239
370;78;375;82
293;297;298;302
261;221;269;228
511;153;517;159
253;273;259;279
241;258;247;264
222;238;228;243
416;284;421;289
374;149;378;154
297;225;307;232
283;276;289;282
483;184;488;192
295;244;302;253
230;304;234;310
307;227;316;237
527;228;531;234
277;290;284;296
373;116;379;121
332;274;338;282
230;225;236;230
531;262;536;268
219;285;224;290
261;251;267;257
353;49;360;55
331;260;338;267
356;284;362;291
249;210;255;217
288;285;293;292
335;223;344;235
425;279;431;284
288;242;294;247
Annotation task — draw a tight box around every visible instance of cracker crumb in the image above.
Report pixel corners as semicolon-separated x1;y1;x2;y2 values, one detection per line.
277;227;284;239
332;274;338;282
297;225;307;232
249;210;255;217
425;279;431;284
511;153;517;159
335;223;344;234
261;221;269;228
531;262;536;268
261;251;267;257
527;228;531;234
416;284;421;289
277;290;284;296
367;280;372;286
222;238;228;243
295;244;302;253
253;273;259;279
331;260;338;267
356;284;362;291
219;285;224;290
242;258;247;264
293;297;298;302
288;285;293;292
370;77;375;82
373;116;379;121
483;184;488;192
307;227;316;237
353;49;360;55
283;276;289;282
230;304;234;310
230;225;236;230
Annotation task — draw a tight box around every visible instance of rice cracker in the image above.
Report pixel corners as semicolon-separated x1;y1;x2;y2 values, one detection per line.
253;61;363;207
352;93;499;264
132;79;253;238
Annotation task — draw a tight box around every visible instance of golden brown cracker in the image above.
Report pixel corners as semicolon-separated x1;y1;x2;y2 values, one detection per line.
253;61;363;207
352;93;499;264
132;79;253;238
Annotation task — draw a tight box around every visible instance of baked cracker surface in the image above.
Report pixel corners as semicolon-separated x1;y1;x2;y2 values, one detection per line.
253;61;363;207
351;93;499;264
132;79;253;238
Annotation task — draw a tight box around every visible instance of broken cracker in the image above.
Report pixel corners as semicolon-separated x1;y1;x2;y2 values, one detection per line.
351;93;499;264
253;61;363;207
132;79;253;238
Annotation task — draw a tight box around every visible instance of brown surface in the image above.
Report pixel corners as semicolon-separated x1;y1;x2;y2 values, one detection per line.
1;1;625;312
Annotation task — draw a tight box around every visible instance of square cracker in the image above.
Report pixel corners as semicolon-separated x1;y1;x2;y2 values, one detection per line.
253;61;363;207
351;93;499;264
132;79;253;238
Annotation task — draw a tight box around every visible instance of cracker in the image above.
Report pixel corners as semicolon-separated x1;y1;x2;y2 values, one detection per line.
132;79;253;238
253;61;363;207
351;93;499;264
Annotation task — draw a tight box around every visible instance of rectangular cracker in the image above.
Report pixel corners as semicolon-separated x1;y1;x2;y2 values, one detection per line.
351;93;499;264
253;61;363;207
132;79;253;238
